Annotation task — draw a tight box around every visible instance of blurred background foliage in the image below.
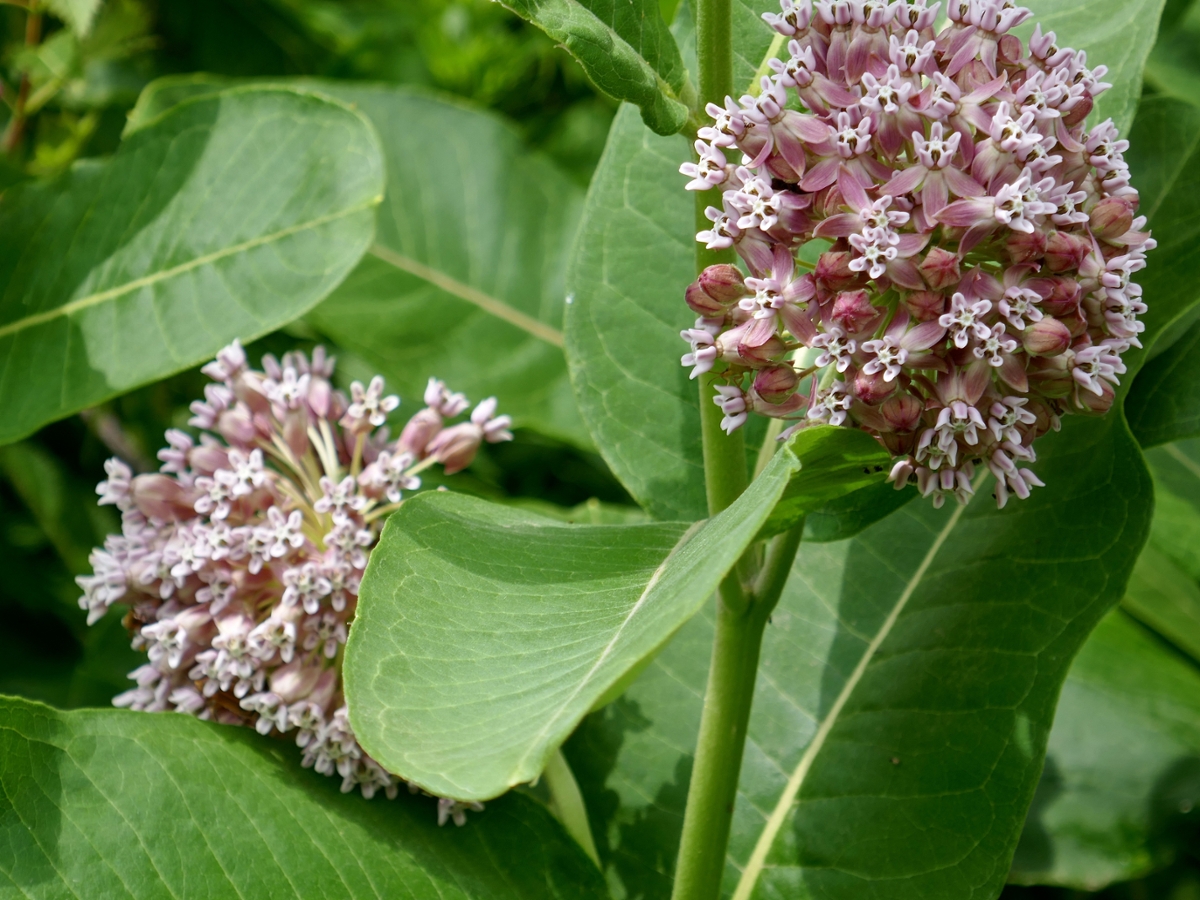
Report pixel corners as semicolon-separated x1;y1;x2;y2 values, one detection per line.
0;0;1198;896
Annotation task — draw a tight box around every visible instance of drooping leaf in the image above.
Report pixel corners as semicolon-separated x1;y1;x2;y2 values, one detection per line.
128;76;592;448
0;86;384;446
345;441;805;803
0;696;607;899
1009;610;1200;890
566;413;1152;900
498;0;691;135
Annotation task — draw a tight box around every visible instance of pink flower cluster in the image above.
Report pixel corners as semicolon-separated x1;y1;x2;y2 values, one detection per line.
76;341;509;819
679;0;1154;507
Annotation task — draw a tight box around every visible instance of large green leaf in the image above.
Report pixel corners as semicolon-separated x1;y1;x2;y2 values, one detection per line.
1129;317;1200;446
566;6;1168;520
0;696;607;899
1009;610;1200;890
566;413;1152;899
1144;0;1200;107
0;85;383;446
128;76;591;448
499;0;691;135
346;429;881;803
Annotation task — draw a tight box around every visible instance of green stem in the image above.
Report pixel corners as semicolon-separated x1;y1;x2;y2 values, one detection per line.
543;748;601;868
671;525;804;900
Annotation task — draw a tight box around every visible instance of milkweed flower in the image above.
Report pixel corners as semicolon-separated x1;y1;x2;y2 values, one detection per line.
76;341;508;816
680;0;1154;508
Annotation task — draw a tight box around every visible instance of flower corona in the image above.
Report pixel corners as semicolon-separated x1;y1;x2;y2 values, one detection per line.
680;0;1154;507
76;341;511;823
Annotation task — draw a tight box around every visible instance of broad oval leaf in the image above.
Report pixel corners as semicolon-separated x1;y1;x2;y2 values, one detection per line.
0;696;607;899
1009;610;1200;890
1142;0;1200;109
499;0;690;135
0;85;383;446
345;444;801;802
128;76;592;448
1129;317;1200;447
566;413;1152;900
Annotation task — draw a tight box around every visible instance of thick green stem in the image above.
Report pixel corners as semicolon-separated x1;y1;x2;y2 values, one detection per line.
671;526;803;900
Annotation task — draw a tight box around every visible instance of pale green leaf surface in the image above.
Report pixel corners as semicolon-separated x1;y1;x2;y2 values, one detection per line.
1123;545;1200;664
500;0;690;135
345;444;803;802
0;696;607;899
566;414;1151;900
0;86;383;446
42;0;101;37
128;76;591;447
1009;611;1200;890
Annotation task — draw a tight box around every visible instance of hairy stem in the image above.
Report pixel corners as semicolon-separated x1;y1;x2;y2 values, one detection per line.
543;748;601;868
671;525;803;900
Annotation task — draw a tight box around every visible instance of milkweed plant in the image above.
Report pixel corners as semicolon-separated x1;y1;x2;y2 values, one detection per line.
2;0;1196;897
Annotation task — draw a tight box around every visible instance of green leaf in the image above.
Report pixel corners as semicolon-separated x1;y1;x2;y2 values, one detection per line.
344;444;802;802
0;86;383;447
1009;610;1200;890
566;414;1152;899
1123;545;1200;664
0;696;607;899
305;85;592;448
1016;0;1168;135
498;0;690;135
1129;317;1200;446
128;76;591;448
42;0;101;37
1144;0;1200;108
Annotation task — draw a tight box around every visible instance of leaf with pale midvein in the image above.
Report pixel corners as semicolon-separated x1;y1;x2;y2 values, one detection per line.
565;411;1151;899
499;0;690;135
0;85;383;446
126;76;589;446
345;442;805;802
0;696;607;899
1008;610;1200;890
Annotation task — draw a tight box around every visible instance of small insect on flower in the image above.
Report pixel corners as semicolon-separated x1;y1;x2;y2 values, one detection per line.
76;342;512;816
679;0;1153;508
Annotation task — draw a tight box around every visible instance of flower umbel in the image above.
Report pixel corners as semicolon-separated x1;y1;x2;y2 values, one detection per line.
680;0;1153;508
77;343;511;811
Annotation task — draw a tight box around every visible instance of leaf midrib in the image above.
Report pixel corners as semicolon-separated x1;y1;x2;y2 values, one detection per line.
730;476;984;900
368;243;565;348
0;198;381;341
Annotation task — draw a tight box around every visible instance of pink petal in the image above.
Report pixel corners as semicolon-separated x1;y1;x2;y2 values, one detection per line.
901;319;948;351
936;198;992;228
921;174;950;215
814;213;862;239
800;157;839;192
894;232;931;258
887;257;927;290
999;354;1029;392
944;167;985;198
884;165;926;196
838;168;871;212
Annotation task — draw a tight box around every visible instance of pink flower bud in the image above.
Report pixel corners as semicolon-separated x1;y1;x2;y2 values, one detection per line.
917;247;960;291
831;290;879;333
130;474;196;521
217;405;258;447
753;365;800;403
188;441;229;475
685;282;728;317
880;392;923;431
737;332;788;367
1022;317;1072;357
427;423;483;475
1036;276;1082;316
397;408;443;458
880;430;918;455
1073;378;1115;415
699;264;749;303
282;408;309;458
269;659;322;704
1058;307;1089;338
902;290;947;322
1045;232;1090;272
1026;354;1074;398
1063;94;1093;128
1005;229;1047;265
815;250;861;292
851;366;897;404
1089;196;1134;240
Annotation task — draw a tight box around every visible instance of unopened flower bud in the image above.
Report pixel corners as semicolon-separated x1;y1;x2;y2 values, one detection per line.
918;247;960;290
188;441;229;475
1089;196;1134;240
1073;378;1115;415
1026;354;1074;398
426;423;483;475
1045;231;1090;272
831;290;879;333
753;365;800;403
815;250;860;292
217;405;258;446
270;659;322;704
880;392;923;431
699;264;749;303
1023;317;1072;357
852;366;897;404
1058;306;1089;338
685;281;729;316
737;332;788;367
1062;94;1093;128
1036;276;1082;316
397;408;443;458
902;290;947;322
1005;229;1047;265
130;474;196;521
